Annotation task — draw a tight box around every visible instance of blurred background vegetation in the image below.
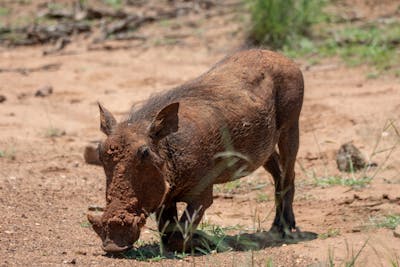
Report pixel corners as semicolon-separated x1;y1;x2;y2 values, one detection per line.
0;0;399;77
246;0;326;48
245;0;400;76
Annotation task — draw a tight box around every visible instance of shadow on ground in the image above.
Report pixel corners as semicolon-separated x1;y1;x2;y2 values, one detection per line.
109;229;318;261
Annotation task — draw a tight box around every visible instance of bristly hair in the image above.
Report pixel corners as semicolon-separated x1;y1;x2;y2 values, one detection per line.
125;83;202;124
125;65;228;125
124;48;258;125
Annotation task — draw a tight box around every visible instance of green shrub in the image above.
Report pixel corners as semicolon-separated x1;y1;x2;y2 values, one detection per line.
246;0;325;48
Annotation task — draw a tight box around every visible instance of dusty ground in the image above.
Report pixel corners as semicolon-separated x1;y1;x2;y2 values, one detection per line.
0;1;400;266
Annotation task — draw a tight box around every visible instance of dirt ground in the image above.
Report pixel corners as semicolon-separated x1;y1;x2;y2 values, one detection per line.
1;1;400;266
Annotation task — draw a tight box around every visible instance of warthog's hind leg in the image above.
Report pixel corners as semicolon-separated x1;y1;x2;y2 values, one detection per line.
264;122;299;236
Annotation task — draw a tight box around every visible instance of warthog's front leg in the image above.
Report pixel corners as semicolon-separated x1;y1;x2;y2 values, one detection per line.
160;187;213;252
156;204;178;247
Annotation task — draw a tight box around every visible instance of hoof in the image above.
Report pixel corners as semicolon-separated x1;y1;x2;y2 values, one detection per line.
269;225;317;243
269;225;299;239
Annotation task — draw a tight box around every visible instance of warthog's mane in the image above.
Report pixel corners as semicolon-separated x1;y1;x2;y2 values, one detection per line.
126;68;232;125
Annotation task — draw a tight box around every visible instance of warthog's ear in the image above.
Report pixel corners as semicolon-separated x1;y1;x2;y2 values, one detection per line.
148;102;179;141
98;102;117;136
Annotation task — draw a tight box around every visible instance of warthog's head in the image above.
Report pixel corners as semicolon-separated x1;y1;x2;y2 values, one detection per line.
87;102;179;253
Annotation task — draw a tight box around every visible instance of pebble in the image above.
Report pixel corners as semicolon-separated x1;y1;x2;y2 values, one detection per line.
35;85;53;97
336;142;367;172
63;259;76;264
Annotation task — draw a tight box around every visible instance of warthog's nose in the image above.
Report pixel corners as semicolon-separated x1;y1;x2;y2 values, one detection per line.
102;239;132;253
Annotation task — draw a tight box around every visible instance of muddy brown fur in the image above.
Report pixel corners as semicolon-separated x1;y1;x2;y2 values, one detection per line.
87;49;304;253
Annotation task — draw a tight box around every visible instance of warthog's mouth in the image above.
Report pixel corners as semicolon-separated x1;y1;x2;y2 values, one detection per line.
102;240;133;253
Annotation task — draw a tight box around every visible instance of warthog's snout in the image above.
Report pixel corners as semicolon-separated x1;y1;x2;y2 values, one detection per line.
102;239;133;253
87;211;145;254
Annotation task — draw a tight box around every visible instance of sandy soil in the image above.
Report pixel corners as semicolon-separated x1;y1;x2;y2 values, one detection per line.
0;1;400;266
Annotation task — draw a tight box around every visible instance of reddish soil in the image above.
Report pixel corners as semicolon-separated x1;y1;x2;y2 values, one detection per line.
0;1;399;266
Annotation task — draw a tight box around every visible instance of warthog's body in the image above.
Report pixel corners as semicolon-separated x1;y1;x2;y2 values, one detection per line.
88;49;304;253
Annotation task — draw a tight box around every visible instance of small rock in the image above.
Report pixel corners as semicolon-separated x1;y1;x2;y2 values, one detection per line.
0;95;6;103
35;85;53;97
104;89;116;94
43;38;70;56
394;226;400;238
63;259;76;265
70;99;81;104
17;93;28;100
342;198;354;205
336;142;367;172
84;144;102;165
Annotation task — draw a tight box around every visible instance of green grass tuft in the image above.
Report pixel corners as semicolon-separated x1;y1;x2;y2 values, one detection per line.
122;243;166;262
375;214;400;230
313;175;372;188
246;0;326;48
265;258;274;267
44;127;66;138
319;228;340;240
283;19;400;75
0;7;10;16
0;148;16;160
80;221;91;228
256;192;270;203
102;0;122;9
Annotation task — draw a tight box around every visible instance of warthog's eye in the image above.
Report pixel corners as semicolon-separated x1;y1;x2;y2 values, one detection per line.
137;145;150;160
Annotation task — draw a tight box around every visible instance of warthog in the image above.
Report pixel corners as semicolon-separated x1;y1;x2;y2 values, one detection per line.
87;49;304;253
